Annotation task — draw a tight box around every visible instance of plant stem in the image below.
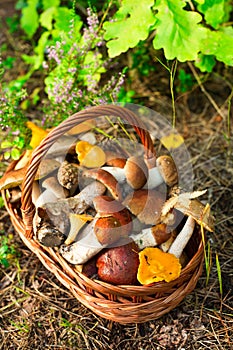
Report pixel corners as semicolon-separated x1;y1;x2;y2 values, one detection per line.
170;60;177;127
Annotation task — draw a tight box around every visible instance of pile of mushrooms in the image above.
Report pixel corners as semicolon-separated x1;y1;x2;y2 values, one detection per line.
0;125;214;286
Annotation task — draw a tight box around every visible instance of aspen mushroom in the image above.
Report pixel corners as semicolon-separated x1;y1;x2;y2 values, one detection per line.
65;213;93;245
76;140;106;168
156;155;178;187
129;224;171;250
60;202;132;264
123;189;165;225
96;241;139;285
93;195;132;237
83;169;122;201
137;247;181;285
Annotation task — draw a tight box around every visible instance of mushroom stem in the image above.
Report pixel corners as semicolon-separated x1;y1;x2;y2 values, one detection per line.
64;213;93;245
168;216;195;258
129;224;170;250
101;166;164;189
60;220;105;264
100;166;125;183
143;167;164;189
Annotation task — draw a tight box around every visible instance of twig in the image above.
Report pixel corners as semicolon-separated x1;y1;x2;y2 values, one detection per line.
187;62;225;119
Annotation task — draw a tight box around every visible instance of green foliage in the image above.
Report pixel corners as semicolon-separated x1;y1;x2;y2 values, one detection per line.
0;233;18;268
103;0;233;72
215;252;223;296
103;0;155;58
153;0;204;61
177;68;195;93
20;0;39;38
0;77;30;160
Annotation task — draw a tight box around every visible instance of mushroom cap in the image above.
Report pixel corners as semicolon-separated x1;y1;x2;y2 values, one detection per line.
124;156;148;189
93;196;133;238
76;141;106;168
137;247;181;285
151;224;171;245
83;169;122;201
156;155;178;187
175;199;214;232
94;216;122;245
93;195;126;215
0;159;60;190
96;241;139;285
123;189;165;225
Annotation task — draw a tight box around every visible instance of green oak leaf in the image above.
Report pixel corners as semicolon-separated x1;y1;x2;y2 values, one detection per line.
42;0;60;10
153;0;205;62
20;0;39;38
197;0;225;29
195;54;216;72
103;0;155;58
39;7;56;31
200;28;233;66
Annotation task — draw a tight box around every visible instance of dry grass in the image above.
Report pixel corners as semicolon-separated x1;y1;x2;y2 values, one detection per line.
1;92;232;349
0;3;233;348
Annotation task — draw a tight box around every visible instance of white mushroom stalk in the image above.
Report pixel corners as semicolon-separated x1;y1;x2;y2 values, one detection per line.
168;216;195;258
60;220;105;265
129;224;170;250
101;166;164;189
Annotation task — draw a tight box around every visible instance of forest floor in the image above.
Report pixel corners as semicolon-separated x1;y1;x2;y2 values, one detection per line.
0;1;233;350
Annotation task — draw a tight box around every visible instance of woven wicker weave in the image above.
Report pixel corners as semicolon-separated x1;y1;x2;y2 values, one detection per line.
1;105;204;324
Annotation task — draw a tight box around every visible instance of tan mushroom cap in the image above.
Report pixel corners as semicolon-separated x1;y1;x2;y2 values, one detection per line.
175;199;214;232
0;159;60;190
124;156;148;189
123;189;165;225
156;155;178;187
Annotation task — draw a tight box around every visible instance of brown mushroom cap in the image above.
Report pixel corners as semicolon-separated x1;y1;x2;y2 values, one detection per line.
156;155;178;186
123;189;165;225
83;169;122;201
96;241;139;285
93;195;133;237
124;156;148;190
94;216;122;245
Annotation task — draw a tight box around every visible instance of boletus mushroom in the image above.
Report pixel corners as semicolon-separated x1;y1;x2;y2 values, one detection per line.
96;241;139;285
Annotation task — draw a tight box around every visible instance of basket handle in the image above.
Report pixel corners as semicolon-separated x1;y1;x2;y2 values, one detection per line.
21;105;156;238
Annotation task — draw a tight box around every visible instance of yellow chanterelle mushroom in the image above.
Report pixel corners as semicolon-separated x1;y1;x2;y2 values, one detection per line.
137;247;181;285
75;140;106;168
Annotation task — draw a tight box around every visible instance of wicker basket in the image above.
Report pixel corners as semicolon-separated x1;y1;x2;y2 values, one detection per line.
1;105;204;324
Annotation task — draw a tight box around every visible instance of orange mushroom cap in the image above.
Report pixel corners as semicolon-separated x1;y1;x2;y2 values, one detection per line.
76;140;106;168
137;247;181;285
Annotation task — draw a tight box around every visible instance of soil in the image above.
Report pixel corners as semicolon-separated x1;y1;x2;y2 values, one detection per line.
0;2;233;350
